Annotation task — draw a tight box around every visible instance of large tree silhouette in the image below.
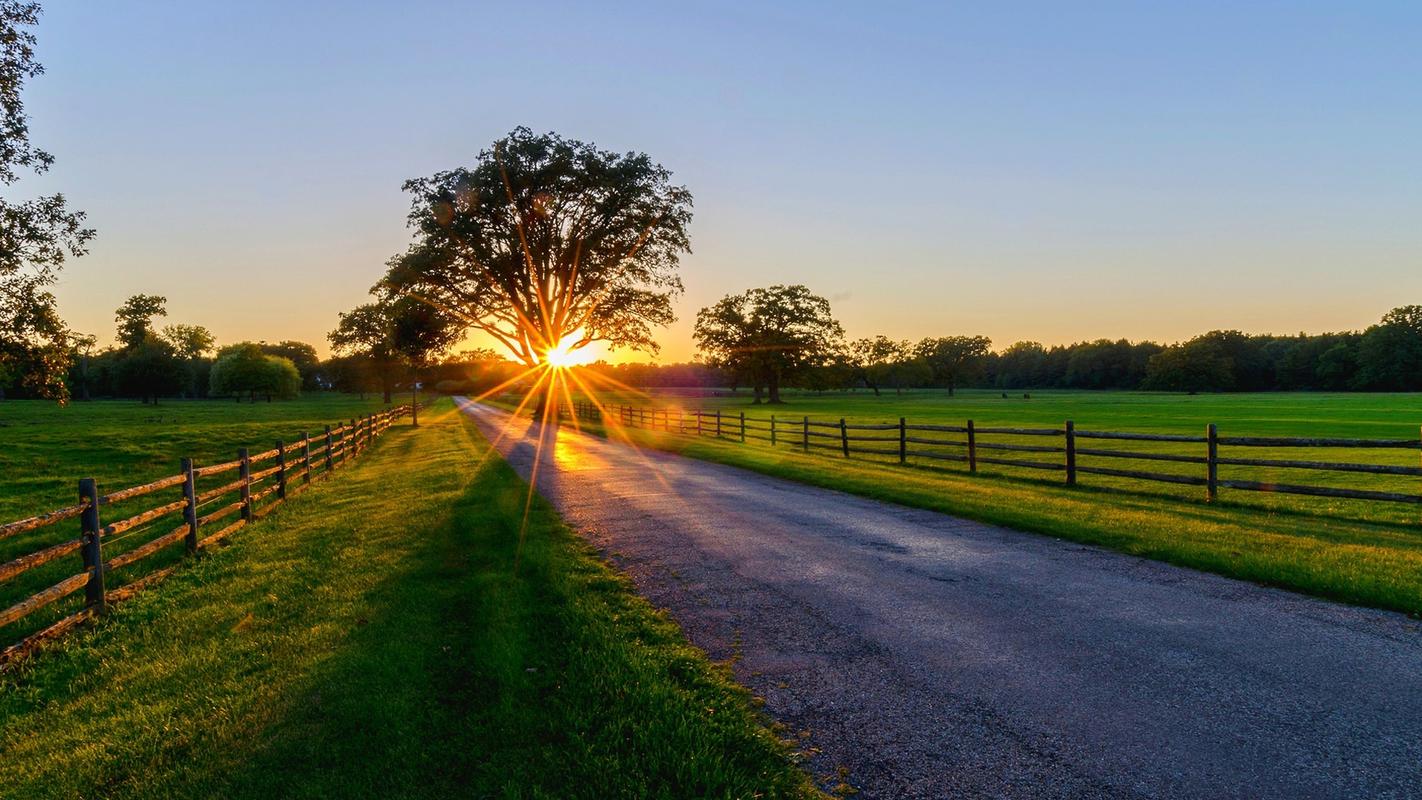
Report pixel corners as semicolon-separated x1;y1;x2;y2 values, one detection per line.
694;285;844;404
382;127;692;369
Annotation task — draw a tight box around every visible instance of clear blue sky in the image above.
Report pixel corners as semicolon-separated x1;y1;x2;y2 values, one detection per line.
22;1;1422;360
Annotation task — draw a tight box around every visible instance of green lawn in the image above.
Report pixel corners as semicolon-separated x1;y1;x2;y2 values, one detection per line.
0;395;407;645
0;399;818;799
0;394;401;521
520;388;1422;616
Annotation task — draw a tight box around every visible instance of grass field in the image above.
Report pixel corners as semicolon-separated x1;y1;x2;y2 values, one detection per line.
0;399;818;799
516;388;1422;617
0;395;401;522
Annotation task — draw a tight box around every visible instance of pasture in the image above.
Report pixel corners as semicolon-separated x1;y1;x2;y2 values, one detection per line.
536;388;1422;616
0;395;400;522
0;401;816;798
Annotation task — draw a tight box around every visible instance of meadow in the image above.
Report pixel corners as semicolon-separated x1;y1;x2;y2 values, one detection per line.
533;388;1422;616
0;400;817;798
0;395;399;521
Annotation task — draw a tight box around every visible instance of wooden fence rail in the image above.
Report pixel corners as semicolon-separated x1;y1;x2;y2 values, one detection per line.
0;401;431;664
555;400;1422;513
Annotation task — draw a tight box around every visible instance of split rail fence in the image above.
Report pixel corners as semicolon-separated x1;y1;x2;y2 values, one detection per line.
560;401;1422;513
0;402;427;662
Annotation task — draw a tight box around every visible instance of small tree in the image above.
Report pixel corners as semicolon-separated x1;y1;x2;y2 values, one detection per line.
914;336;992;396
693;285;844;404
388;297;462;425
329;302;400;403
847;336;911;396
210;343;301;402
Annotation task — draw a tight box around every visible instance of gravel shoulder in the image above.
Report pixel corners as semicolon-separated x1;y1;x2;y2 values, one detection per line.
460;400;1422;799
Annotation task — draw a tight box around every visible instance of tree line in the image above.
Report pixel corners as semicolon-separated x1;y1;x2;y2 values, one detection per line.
626;286;1422;397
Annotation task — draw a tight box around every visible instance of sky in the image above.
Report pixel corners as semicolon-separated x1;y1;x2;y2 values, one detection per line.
19;1;1422;362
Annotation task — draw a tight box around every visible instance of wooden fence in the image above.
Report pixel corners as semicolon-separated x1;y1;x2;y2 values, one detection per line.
560;401;1422;511
0;402;427;663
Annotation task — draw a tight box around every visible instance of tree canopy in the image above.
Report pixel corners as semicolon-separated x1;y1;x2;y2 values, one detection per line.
209;343;301;401
693;285;843;403
329;301;401;402
913;336;992;396
0;1;94;402
381;127;692;367
115;294;168;349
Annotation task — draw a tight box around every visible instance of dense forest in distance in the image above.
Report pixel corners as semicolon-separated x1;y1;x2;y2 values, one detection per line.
3;304;1420;402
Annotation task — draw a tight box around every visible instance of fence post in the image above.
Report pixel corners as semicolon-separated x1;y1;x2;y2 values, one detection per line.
696;409;703;437
740;412;746;443
347;418;356;461
275;440;287;500
840;418;849;457
1207;423;1218;502
716;410;722;438
324;425;334;472
899;417;907;464
302;433;312;484
803;416;809;452
770;415;777;446
1065;420;1076;485
967;420;977;473
181;458;199;554
679;408;685;434
79;477;106;612
239;448;252;522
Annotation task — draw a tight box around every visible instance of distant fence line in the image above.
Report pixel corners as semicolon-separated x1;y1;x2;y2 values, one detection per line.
557;400;1422;511
0;401;431;664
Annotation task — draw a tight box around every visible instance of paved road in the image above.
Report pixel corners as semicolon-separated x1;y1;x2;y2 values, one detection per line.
458;400;1422;799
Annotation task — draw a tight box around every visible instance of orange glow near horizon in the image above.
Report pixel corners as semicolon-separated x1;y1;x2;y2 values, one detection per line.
540;335;595;368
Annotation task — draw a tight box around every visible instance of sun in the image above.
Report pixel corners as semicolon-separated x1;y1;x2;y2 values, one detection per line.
541;336;592;368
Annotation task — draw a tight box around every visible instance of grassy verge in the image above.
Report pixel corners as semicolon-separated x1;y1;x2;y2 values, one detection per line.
0;399;818;799
533;405;1422;617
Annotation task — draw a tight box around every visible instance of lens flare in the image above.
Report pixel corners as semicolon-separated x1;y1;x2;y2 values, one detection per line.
541;335;592;368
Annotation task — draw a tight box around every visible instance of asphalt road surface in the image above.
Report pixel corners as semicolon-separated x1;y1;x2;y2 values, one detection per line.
459;400;1422;799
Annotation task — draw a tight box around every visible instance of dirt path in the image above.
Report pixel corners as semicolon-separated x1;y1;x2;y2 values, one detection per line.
460;400;1422;799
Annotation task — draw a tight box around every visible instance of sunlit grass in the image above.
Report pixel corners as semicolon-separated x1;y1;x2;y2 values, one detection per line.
0;399;820;798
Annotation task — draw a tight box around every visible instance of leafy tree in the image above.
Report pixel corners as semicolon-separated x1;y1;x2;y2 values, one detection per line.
990;341;1048;389
258;340;321;390
0;2;94;402
115;294;167;349
113;334;184;404
846;336;912;396
210;343;301;402
1142;339;1234;392
693;285;844;404
913;336;992;396
160;324;214;360
329;302;400;402
161;323;215;397
388;297;462;424
381;127;691;367
1355;306;1422;391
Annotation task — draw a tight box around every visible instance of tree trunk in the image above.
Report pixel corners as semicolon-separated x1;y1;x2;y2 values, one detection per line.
752;385;764;404
768;374;782;404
